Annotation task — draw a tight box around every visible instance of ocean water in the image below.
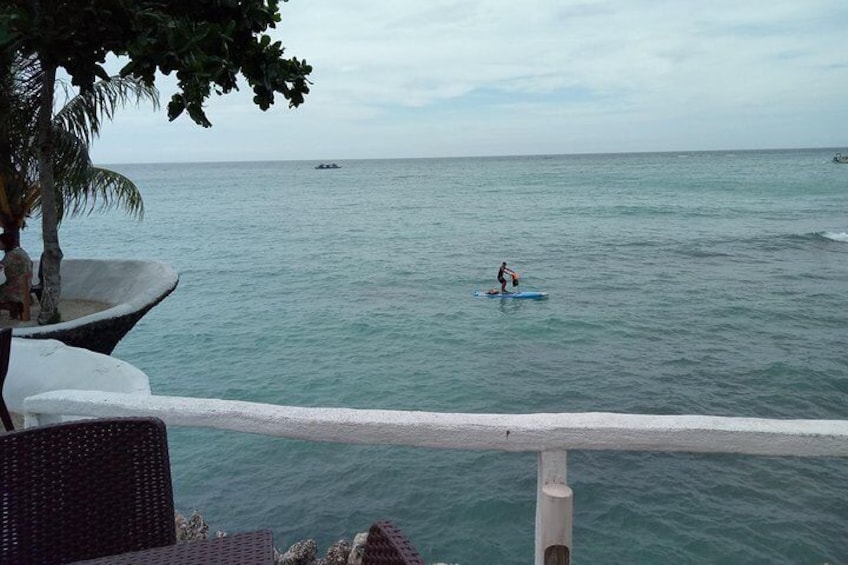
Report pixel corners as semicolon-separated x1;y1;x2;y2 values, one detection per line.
21;149;848;563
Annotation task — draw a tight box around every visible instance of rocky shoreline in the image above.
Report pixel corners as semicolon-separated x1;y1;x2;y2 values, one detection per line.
175;511;459;565
174;511;414;565
176;511;367;565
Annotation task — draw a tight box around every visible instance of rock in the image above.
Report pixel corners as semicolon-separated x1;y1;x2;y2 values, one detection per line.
323;539;351;565
279;538;318;565
347;532;368;565
175;510;209;542
174;512;186;539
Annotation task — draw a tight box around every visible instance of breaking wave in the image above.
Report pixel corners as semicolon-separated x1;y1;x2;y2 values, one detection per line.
819;231;848;243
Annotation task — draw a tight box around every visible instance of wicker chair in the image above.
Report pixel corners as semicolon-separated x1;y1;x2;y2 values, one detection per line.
362;520;425;565
0;327;14;431
0;417;177;564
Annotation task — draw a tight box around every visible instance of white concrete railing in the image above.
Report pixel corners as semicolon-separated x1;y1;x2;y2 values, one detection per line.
23;390;848;565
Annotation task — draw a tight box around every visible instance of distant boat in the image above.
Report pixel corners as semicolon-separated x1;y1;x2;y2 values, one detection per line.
315;163;341;169
833;152;848;164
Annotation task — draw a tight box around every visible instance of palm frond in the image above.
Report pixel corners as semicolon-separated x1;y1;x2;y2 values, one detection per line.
51;126;93;188
1;55;38;155
54;76;159;146
0;51;41;230
57;167;144;221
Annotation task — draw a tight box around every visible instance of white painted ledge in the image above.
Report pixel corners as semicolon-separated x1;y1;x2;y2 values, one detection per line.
23;390;848;457
4;340;150;413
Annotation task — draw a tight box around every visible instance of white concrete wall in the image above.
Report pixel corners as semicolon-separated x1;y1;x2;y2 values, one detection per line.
56;259;177;304
16;258;178;336
4;339;150;413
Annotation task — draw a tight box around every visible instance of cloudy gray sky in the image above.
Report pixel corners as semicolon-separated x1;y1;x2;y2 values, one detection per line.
89;1;848;164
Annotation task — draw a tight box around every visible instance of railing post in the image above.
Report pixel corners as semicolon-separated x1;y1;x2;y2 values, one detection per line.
535;450;572;565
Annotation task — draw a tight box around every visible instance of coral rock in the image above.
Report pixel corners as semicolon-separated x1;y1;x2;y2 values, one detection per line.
324;539;352;565
174;511;209;542
347;532;368;565
279;538;318;565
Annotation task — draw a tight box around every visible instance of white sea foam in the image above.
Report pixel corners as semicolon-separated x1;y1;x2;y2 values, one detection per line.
822;231;848;242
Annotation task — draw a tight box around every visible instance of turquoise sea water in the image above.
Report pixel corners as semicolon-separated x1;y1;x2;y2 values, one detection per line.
22;149;848;563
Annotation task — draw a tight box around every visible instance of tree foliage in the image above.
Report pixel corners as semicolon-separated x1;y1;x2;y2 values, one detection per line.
1;0;312;125
123;1;312;126
0;0;311;324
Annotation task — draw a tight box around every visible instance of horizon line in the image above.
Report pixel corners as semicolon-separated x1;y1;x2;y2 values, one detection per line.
97;145;845;167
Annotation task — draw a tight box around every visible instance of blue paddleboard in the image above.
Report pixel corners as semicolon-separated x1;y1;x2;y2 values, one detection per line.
474;290;548;299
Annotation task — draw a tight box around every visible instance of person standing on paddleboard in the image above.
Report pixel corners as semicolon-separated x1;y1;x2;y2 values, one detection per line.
497;262;517;293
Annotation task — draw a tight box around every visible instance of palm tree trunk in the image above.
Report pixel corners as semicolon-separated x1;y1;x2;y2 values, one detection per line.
36;58;62;325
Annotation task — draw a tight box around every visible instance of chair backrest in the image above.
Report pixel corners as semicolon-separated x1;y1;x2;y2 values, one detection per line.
362;520;425;565
0;328;13;431
0;327;11;379
0;417;176;563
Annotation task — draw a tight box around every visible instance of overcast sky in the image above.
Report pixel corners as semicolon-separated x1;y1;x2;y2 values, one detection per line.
88;1;848;164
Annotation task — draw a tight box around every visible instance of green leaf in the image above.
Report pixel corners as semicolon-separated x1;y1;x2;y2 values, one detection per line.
167;94;186;121
93;64;110;82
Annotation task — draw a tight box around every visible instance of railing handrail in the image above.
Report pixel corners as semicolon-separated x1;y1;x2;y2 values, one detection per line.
23;388;848;564
23;390;848;457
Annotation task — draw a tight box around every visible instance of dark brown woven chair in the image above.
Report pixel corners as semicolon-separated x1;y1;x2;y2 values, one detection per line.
0;327;14;431
0;417;176;564
362;520;425;565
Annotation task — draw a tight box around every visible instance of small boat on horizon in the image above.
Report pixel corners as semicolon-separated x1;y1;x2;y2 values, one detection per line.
315;163;341;169
832;152;848;163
